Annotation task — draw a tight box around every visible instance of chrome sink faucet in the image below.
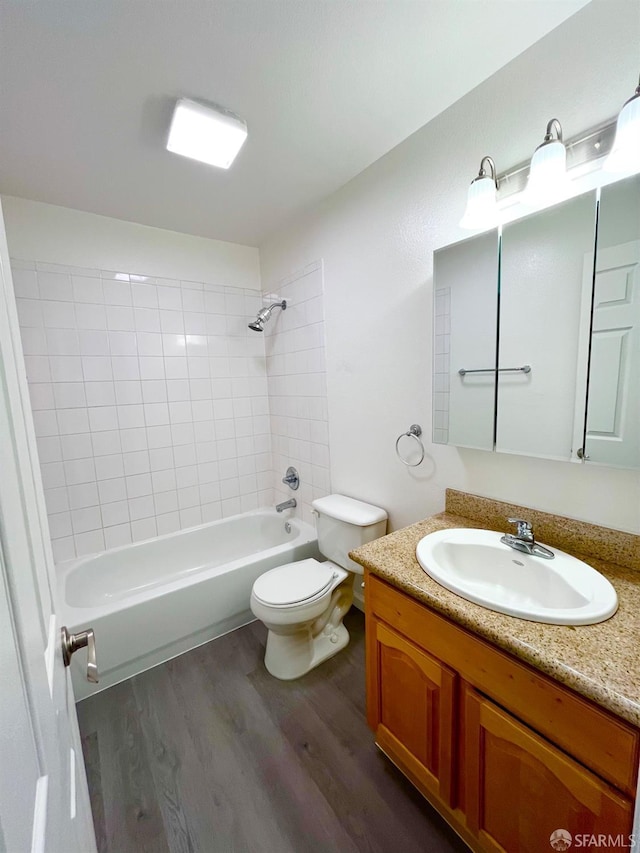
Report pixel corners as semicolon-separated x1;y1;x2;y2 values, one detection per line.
501;518;555;560
276;498;297;513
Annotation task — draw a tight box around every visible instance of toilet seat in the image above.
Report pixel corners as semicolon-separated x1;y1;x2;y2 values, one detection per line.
252;558;342;608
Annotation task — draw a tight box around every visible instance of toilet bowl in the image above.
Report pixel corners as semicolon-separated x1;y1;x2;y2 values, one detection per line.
250;494;387;680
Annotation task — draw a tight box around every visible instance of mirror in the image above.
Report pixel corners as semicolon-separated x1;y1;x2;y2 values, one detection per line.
433;230;498;451
583;175;640;468
497;191;597;460
432;176;639;471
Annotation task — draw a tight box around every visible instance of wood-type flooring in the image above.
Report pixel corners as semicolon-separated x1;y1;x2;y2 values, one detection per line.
78;609;469;853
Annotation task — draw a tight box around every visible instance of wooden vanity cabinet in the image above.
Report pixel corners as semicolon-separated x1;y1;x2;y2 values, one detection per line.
365;573;639;853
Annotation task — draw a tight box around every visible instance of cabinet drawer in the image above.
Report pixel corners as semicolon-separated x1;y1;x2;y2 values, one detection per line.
367;573;639;795
464;685;634;853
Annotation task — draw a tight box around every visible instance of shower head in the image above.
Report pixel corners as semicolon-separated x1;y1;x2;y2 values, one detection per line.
248;300;286;331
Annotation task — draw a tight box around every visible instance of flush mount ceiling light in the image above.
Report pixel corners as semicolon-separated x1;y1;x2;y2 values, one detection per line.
524;118;569;204
459;156;499;230
604;74;640;174
166;98;248;169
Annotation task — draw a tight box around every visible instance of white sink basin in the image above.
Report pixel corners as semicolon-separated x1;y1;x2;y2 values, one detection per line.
415;528;618;625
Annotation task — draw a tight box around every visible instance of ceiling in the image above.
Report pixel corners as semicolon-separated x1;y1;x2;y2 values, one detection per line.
0;0;590;247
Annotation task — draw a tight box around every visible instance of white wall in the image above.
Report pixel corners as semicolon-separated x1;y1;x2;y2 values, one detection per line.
259;0;640;534
2;196;260;289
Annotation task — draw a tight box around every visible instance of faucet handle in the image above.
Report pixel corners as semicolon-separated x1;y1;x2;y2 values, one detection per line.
507;518;533;539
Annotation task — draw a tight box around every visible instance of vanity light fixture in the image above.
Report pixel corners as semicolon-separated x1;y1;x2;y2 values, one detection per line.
459;156;499;230
166;98;248;169
604;73;640;174
524;118;569;204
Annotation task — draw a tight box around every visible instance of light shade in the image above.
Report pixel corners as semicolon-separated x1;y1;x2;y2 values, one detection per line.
459;175;499;230
525;138;569;205
604;87;640;174
167;98;248;169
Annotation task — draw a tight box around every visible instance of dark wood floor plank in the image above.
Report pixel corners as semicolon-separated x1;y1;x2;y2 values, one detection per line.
168;628;358;853
79;607;469;853
78;679;170;853
79;731;107;853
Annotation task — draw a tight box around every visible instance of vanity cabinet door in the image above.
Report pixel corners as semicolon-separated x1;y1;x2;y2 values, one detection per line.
463;685;633;853
367;617;456;806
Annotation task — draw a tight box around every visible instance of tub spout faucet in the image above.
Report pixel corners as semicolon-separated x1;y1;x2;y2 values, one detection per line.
501;518;555;560
276;498;297;513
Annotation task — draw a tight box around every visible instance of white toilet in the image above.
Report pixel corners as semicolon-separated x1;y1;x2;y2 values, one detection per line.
250;494;387;680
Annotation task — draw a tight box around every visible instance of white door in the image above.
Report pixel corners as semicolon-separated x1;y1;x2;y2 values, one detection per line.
584;240;640;468
0;199;96;852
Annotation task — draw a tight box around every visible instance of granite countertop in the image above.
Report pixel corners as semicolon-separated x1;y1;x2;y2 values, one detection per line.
350;502;640;728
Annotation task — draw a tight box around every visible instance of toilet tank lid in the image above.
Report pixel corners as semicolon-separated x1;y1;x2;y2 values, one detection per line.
312;494;388;526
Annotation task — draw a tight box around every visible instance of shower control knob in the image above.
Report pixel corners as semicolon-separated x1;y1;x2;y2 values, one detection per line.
61;626;99;683
281;466;300;490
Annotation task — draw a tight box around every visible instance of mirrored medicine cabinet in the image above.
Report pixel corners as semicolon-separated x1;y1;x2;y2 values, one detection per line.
433;172;640;470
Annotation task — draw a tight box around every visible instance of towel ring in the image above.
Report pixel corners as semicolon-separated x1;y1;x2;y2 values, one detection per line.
395;424;425;467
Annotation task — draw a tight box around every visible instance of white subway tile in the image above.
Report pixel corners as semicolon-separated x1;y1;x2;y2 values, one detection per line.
112;356;140;381
123;450;150;476
57;408;90;435
201;501;223;522
98;477;127;504
60;432;93;461
91;430;121;456
141;380;167;403
104;523;132;549
44;486;69;514
102;279;132;306
179;506;202;528
128;494;155;521
176;465;198;489
114;381;142;405
171;422;195;447
157;286;182;311
16;298;43;327
89;406;119;432
13;269;39;299
37;435;63;463
153;490;178;515
137;332;163;356
109;331;137;356
199;481;221;503
162;333;186;357
71;506;102;534
72;276;104;304
101;500;130;527
132;283;158;308
106;305;136;331
182;289;204;312
144;401;170;426
41;462;66;489
117;404;146;429
29;383;55;410
75;303;106;330
49;511;72;539
125;473;152;498
152;468;177;493
156;511;180;535
160;310;184;334
78;329;109;356
173;443;196;466
53;383;86;409
74;529;105;556
164;357;188;379
131;517;157;542
85;381;116;407
68;482;99;510
139;357;165;380
33;409;58;438
95;453;125;481
149;447;174;472
167;378;190;402
81;356;112;382
51;536;76;562
120;427;147;453
134;307;161;333
146;425;172;448
38;272;73;301
64;458;96;486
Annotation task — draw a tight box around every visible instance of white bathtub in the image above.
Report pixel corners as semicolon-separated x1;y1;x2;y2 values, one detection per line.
57;509;319;700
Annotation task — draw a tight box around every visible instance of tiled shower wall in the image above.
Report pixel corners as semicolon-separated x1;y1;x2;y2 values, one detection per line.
265;261;331;525
12;259;272;561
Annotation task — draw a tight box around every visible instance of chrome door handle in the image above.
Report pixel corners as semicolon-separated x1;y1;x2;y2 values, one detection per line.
61;626;99;683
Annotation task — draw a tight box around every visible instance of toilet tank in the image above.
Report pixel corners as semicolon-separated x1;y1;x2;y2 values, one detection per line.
311;494;388;574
